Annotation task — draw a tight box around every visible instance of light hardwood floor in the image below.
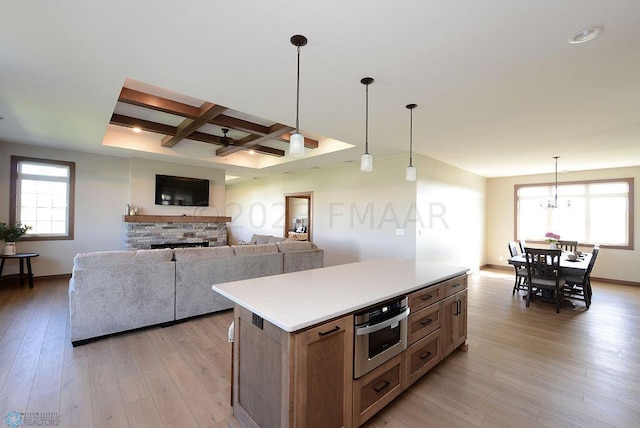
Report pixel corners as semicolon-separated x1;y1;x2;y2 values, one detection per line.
1;269;638;427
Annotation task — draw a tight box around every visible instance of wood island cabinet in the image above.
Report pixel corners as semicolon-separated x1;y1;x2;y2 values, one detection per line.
224;264;468;428
293;315;353;428
405;329;441;387
233;306;353;428
442;289;468;356
352;354;404;427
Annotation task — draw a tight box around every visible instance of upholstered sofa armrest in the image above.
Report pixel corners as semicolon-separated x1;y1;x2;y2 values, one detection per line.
69;249;175;344
275;241;324;273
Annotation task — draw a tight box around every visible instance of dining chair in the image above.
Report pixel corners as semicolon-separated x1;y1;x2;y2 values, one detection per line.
563;244;599;309
518;239;527;254
524;247;565;313
508;241;528;294
557;240;578;252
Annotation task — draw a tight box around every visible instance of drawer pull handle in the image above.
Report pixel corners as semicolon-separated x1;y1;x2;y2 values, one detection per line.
374;380;390;393
420;318;433;326
419;351;432;360
318;326;340;337
452;283;462;288
420;294;434;301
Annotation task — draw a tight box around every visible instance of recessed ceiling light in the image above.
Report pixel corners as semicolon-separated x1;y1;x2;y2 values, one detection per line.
132;127;142;133
248;150;256;155
568;26;603;44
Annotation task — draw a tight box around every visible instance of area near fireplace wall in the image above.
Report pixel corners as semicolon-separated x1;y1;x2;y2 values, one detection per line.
124;215;232;250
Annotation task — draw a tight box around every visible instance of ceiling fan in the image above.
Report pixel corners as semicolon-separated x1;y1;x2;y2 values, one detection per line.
219;128;232;146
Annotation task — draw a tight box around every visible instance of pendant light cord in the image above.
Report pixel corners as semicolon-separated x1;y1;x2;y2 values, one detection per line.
295;46;301;134
554;156;558;208
365;83;369;154
409;108;414;167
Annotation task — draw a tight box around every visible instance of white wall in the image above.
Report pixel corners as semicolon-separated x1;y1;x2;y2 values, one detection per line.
226;154;486;270
129;157;226;216
227;156;417;266
486;166;640;283
416;156;487;270
0;143;228;276
1;142;130;275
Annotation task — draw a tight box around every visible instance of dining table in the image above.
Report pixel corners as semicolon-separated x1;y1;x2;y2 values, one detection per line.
508;250;592;308
508;251;591;274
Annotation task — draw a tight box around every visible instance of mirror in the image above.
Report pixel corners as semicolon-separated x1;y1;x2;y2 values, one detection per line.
284;192;313;241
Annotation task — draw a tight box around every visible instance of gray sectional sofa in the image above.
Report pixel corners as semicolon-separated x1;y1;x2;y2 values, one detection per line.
69;241;323;345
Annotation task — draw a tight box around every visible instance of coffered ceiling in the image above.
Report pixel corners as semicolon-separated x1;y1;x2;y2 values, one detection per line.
1;1;640;181
110;84;320;158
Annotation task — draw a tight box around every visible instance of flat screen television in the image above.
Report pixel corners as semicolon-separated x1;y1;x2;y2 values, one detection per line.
155;174;210;206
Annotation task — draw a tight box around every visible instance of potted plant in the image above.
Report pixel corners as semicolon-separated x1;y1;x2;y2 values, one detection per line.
544;232;560;249
0;222;32;255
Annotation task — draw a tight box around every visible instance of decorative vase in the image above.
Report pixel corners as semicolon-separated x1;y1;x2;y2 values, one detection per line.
550;242;557;250
4;242;16;255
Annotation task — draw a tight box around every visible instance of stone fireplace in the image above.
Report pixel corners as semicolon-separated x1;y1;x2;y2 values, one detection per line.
124;215;231;250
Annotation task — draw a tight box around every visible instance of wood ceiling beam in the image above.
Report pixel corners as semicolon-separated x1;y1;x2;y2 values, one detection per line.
115;88;311;157
210;116;270;135
119;89;279;137
251;145;285;157
110;114;225;146
110;114;285;157
216;124;294;156
118;88;201;118
110;114;176;135
161;103;228;148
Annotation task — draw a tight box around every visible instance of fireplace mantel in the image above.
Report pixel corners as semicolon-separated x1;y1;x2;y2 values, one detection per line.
123;215;232;223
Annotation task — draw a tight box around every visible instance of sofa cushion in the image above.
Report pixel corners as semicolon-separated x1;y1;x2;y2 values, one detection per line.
73;248;173;268
267;236;286;243
232;243;278;256
173;246;235;261
276;241;317;252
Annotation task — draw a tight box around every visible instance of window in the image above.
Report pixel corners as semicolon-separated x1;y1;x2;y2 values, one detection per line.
515;178;633;250
10;156;75;240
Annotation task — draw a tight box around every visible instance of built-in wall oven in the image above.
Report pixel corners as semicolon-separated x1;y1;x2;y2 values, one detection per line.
353;296;409;378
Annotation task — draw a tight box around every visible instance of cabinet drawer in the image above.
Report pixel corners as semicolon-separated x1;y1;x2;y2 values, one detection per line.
408;283;443;313
407;302;441;345
405;329;441;387
442;275;467;298
353;354;403;427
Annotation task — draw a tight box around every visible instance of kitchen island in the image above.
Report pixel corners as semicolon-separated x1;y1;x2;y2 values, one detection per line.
213;258;469;427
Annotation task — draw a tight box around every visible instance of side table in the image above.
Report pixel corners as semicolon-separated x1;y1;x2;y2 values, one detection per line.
0;252;40;288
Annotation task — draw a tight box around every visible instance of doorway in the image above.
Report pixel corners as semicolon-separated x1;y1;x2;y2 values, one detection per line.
284;192;313;241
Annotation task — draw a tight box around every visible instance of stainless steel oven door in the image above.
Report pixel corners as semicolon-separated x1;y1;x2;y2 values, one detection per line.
354;305;409;378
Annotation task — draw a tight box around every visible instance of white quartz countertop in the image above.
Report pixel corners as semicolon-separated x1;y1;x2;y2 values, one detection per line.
212;258;468;332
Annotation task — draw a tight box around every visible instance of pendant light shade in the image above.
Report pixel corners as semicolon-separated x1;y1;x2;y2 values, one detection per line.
405;103;417;181
405;165;416;181
289;133;305;156
289;35;307;157
360;77;374;172
361;153;373;172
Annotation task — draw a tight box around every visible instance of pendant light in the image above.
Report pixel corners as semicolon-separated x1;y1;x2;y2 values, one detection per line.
548;156;559;208
405;103;417;181
360;77;374;172
289;35;307;157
